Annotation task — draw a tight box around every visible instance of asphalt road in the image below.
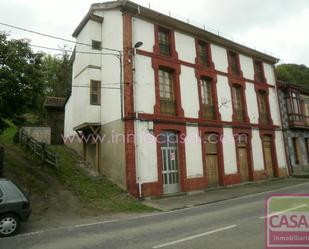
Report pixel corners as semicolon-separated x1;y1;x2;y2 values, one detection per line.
1;181;309;249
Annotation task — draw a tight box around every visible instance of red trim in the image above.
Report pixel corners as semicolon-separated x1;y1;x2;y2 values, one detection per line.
195;38;215;69
123;13;138;197
152;24;184;117
227;50;244;79
233;128;254;181
259;130;280;177
137;112;280;130
136;49;276;89
154;123;186;195
152;59;184;117
195;70;221;121
153;25;178;59
199;126;224;187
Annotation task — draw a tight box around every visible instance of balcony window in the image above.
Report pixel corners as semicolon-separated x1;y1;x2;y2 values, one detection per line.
286;90;303;122
232;85;244;122
159;69;176;115
201;78;215;119
258;91;270;124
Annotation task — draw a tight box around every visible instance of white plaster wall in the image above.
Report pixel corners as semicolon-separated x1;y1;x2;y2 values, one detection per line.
71;68;101;129
132;17;154;53
222;128;238;174
135;55;156;114
185;126;204;178
275;130;288;169
74;20;102;76
136;121;158;183
269;88;281;126
64;96;74;137
239;55;254;80
251;129;265;171
180;66;199;118
264;63;276;86
216;75;233;122
175;32;196;64
211;44;228;73
99;10;123;124
245;83;259;124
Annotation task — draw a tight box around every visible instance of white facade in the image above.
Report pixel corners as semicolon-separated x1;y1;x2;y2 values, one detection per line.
64;2;288;196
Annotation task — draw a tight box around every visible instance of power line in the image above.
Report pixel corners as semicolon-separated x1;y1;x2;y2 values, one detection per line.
30;44;118;57
0;21;121;53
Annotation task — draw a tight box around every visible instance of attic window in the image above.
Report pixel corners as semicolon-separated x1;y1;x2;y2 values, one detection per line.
92;40;101;50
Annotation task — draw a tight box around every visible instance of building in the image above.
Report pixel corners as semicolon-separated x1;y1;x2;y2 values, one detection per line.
44;96;66;144
64;0;289;197
278;81;309;175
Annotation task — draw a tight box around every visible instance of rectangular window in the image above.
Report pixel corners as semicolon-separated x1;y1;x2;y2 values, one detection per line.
201;78;215;119
159;69;175;115
90;80;101;105
254;60;264;82
198;41;209;67
232;85;244;122
286;90;303;122
302;96;309;125
292;137;302;165
258;91;269;124
158;28;170;56
92;40;101;50
229;51;240;76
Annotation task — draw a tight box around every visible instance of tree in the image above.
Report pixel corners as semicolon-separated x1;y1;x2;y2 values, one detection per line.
41;49;72;97
0;32;44;133
276;64;309;90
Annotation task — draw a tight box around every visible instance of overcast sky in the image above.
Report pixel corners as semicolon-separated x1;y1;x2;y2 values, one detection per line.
0;0;308;66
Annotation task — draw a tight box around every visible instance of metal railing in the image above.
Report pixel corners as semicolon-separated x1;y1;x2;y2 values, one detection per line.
19;128;59;169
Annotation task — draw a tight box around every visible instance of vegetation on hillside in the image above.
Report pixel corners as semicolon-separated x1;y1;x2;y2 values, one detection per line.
0;32;72;133
0;124;155;214
276;64;309;90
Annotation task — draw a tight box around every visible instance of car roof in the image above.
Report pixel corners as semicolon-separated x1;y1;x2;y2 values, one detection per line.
0;179;28;202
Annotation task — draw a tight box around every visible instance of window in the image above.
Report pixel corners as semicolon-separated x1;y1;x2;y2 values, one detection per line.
90;80;101;105
158;28;171;56
301;96;309;125
254;60;265;82
286;90;303;122
197;41;209;66
232;85;244;122
258;91;270;124
229;51;240;76
159;69;175;115
201;78;215;119
92;40;101;50
292;137;302;165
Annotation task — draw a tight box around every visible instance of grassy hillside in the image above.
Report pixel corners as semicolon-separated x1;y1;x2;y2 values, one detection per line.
0;124;154;215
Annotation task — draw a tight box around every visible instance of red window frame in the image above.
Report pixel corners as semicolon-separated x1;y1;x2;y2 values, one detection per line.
253;59;266;83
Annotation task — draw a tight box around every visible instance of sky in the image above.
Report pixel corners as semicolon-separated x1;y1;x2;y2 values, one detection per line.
0;0;308;66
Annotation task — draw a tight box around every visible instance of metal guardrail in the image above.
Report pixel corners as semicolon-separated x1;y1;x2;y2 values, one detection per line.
19;128;59;169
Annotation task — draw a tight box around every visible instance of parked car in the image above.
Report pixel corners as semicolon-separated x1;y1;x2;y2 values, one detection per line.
0;179;31;237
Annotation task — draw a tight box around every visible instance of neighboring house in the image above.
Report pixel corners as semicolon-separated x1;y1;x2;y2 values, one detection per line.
64;0;289;197
44;96;66;144
278;81;309;174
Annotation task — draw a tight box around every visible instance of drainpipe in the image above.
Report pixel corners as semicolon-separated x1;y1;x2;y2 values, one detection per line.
132;40;144;198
